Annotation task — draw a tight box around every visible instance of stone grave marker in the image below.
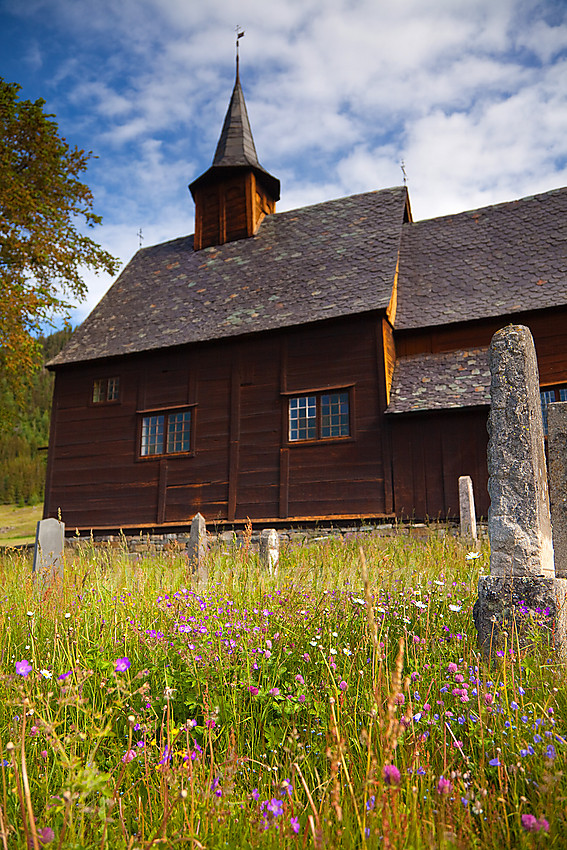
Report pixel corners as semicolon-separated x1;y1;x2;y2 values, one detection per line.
458;475;477;541
548;402;567;579
259;528;279;574
473;325;567;657
33;518;65;577
187;513;208;582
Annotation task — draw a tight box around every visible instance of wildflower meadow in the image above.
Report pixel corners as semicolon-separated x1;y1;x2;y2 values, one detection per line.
0;529;565;848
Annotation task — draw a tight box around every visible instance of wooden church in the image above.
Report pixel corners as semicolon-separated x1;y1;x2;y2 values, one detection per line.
44;65;567;532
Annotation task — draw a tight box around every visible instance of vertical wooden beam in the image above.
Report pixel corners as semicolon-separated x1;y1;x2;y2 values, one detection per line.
219;184;226;245
279;449;289;518
227;356;241;521
43;372;60;519
246;172;256;237
157;459;168;525
375;319;394;515
279;338;289;517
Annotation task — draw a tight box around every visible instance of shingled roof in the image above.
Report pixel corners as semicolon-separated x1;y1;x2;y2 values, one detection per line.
396;187;567;330
387;348;491;413
50;186;408;366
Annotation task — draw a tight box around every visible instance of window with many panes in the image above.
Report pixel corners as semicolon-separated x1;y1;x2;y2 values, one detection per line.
92;377;120;403
540;386;567;435
288;391;350;442
140;409;192;457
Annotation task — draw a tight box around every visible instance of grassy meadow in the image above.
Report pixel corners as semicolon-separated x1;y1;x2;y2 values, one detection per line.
0;530;564;848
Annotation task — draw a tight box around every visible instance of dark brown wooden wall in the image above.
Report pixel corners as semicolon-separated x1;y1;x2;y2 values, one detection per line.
389;306;567;521
389;408;489;521
45;313;391;531
396;307;567;386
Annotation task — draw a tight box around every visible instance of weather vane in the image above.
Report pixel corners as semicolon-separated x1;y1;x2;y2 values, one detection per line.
236;25;245;67
137;228;144;248
400;160;408;186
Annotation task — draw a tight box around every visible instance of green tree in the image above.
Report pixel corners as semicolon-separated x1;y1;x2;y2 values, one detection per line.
0;79;119;392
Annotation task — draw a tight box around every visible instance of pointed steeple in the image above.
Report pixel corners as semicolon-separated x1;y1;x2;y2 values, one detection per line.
212;60;260;168
189;62;280;251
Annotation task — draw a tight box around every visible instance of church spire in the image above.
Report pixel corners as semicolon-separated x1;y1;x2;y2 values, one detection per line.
189;56;280;251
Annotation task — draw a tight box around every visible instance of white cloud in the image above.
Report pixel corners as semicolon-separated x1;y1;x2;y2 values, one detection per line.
2;0;567;321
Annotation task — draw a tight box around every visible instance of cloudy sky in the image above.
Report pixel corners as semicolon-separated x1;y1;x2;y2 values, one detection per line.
2;0;567;324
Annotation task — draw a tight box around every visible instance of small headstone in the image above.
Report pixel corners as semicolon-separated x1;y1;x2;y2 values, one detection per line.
187;513;208;581
33;518;65;577
548;402;567;579
458;475;477;540
473;325;567;658
259;529;279;574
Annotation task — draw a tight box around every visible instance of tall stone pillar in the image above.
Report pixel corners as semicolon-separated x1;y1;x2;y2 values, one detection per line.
473;325;567;657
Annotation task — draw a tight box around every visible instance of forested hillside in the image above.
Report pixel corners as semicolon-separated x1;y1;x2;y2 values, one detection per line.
0;329;73;504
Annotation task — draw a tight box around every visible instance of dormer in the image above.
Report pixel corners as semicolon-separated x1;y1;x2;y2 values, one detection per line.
189;62;280;251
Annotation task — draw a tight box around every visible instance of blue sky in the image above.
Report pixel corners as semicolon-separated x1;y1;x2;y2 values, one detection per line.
2;0;567;325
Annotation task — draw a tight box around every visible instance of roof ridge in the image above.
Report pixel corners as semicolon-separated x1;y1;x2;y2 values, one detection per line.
409;185;567;227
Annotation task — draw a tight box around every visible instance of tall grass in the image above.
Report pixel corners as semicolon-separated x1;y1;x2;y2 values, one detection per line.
0;531;564;848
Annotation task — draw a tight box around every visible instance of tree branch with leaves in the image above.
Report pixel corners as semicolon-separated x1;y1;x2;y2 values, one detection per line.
0;78;119;391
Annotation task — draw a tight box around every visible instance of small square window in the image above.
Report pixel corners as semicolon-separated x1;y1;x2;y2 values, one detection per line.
92;376;120;403
289;391;350;442
140;408;193;457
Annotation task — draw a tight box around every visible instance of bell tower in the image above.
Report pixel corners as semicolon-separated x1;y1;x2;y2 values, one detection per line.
189;57;280;251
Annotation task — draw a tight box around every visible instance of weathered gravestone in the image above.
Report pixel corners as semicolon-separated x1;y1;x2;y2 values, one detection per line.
33;518;65;577
458;475;477;541
548;402;567;579
473;325;567;657
187;513;208;582
259;528;279;574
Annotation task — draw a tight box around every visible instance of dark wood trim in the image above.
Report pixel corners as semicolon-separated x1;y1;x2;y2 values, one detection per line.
136;403;196;414
157;460;168;524
280;382;355;396
279;448;289;518
227;357;241;521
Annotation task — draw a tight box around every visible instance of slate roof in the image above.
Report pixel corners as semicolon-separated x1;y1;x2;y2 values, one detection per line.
387;348;491;413
51;186;408;366
396;187;567;329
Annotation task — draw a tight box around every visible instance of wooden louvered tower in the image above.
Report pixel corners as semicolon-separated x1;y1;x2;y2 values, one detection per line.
189;60;280;250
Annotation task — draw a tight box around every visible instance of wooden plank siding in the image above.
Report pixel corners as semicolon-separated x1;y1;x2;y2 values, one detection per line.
390;408;489;521
395;306;567;386
45;313;392;531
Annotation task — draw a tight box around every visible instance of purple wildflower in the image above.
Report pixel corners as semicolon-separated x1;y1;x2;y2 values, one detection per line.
16;659;32;677
338;680;347;692
31;826;55;846
291;817;300;834
114;657;131;672
521;814;539;833
266;798;284;817
437;776;453;795
383;764;401;786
